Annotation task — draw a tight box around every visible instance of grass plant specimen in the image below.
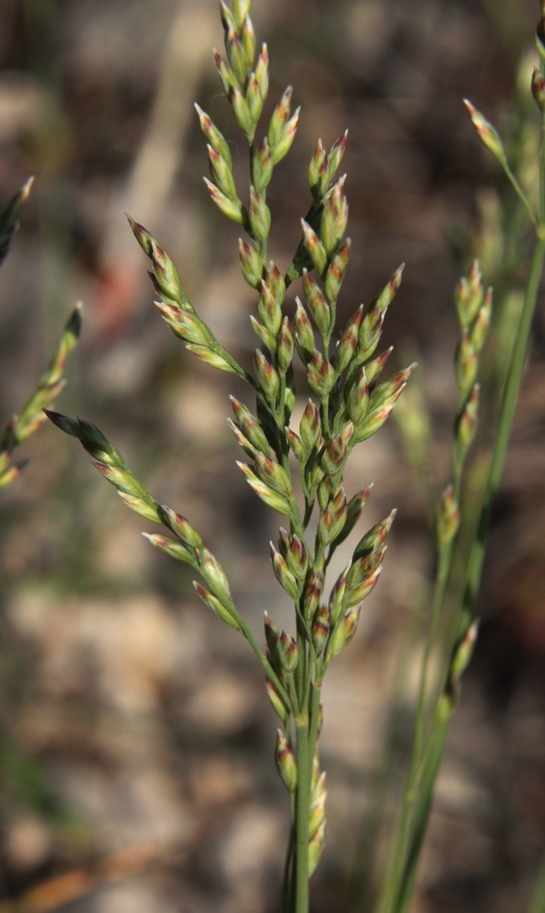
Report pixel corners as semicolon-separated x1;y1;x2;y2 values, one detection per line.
374;11;545;912
45;1;545;911
0;177;81;488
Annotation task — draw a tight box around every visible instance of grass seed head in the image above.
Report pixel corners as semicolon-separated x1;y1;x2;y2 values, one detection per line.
311;605;330;656
278;629;299;672
275;730;297;793
193;581;241;632
463;99;506;163
436;484;461;549
265;678;289;724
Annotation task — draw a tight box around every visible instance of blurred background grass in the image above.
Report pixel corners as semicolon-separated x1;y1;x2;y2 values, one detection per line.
1;1;545;912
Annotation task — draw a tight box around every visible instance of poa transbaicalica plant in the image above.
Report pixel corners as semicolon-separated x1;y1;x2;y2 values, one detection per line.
47;2;545;911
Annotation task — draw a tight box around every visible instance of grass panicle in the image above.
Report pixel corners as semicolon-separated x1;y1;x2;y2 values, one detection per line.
47;3;410;910
45;3;545;913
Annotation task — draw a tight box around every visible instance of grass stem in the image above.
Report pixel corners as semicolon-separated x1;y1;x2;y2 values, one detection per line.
294;720;311;913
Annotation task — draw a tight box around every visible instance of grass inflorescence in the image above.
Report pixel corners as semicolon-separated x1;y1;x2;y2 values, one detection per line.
45;2;545;912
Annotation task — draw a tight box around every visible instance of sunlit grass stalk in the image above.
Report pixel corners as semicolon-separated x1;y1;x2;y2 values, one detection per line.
384;232;545;910
380;241;544;911
375;262;488;913
376;21;545;913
